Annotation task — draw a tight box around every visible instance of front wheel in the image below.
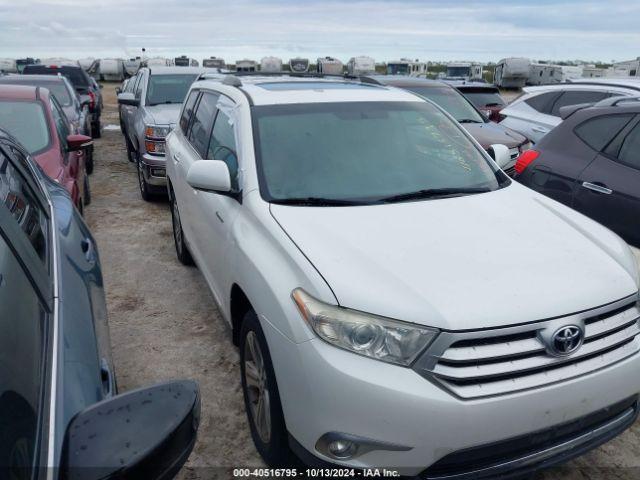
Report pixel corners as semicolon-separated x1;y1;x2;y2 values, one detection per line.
136;153;151;202
170;191;193;265
240;311;293;466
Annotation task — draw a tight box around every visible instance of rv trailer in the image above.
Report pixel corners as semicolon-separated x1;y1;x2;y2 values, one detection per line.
581;65;610;78
236;59;258;72
559;65;584;81
494;58;530;88
0;58;18;74
124;57;142;76
202;57;226;69
174;55;199;67
289;58;310;73
386;58;428;77
611;57;640;77
144;57;172;68
527;63;562;85
445;62;484;81
317;57;344;75
99;58;126;81
347;56;376;76
260;56;283;73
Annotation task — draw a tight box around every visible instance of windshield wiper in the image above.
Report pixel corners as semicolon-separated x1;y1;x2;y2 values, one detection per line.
271;197;366;206
378;187;491;203
457;118;483;124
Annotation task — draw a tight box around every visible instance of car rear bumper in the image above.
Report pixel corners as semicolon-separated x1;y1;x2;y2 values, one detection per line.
261;315;640;476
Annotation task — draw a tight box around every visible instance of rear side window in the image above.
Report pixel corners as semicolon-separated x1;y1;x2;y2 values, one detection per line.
180;91;199;134
575;114;634;152
524;91;561;114
188;92;218;157
617;123;640;170
208;110;239;190
50;98;71;154
550;91;610;116
0;101;50;154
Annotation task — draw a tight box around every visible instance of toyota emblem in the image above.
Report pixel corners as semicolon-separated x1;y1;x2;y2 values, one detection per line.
550;325;584;356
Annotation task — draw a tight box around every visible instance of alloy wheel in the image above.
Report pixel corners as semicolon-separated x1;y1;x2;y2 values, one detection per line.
244;331;272;443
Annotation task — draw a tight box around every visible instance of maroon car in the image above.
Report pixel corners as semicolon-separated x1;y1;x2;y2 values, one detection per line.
0;85;92;212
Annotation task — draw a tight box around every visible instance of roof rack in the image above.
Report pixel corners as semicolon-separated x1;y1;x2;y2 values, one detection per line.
196;71;362;87
594;95;640;107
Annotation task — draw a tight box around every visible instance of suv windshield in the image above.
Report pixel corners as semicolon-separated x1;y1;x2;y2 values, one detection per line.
0;101;50;154
146;74;198;106
403;86;485;123
23;65;89;91
254;101;503;204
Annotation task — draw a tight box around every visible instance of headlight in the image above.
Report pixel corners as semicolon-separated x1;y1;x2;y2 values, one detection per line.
145;139;166;154
144;124;171;139
292;288;438;366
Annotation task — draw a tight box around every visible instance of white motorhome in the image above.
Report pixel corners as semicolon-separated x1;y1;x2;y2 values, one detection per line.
494;58;531;88
144;57;172;68
559;65;584;81
124;57;142;76
386;58;428;76
202;57;226;69
611;58;640;77
317;57;343;75
260;56;283;73
289;58;310;73
582;65;610;78
527;63;562;85
347;56;376;76
445;62;483;80
174;55;199;67
0;59;17;73
100;58;126;81
236;59;258;72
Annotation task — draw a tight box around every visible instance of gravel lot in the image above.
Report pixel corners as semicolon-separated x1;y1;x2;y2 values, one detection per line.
86;85;640;480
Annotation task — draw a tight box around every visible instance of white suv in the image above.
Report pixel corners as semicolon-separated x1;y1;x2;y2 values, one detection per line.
165;74;640;477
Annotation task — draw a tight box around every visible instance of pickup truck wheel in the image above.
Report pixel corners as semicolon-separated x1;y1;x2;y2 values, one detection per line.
135;153;151;201
240;311;293;466
170;193;193;266
125;136;135;163
86;145;94;174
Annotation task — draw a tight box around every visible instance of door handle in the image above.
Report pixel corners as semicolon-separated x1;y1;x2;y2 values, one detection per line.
532;126;550;133
172;153;181;163
81;237;97;264
582;182;613;195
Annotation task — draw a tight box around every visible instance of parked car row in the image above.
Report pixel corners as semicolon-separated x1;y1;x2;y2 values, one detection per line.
106;71;639;477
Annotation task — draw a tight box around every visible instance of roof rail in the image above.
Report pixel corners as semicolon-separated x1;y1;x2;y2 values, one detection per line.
594;95;640;107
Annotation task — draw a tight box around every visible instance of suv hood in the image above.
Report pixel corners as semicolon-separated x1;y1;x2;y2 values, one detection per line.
145;104;182;127
271;185;638;331
464;122;527;149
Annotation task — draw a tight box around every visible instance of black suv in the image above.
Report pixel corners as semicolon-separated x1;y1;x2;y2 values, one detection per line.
23;64;103;138
515;96;640;246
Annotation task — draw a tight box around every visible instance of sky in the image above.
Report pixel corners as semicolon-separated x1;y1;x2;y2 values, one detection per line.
0;0;638;63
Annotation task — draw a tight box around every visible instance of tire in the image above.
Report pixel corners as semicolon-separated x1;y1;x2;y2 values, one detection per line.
86;145;94;174
125;135;135;163
240;311;293;466
170;190;193;266
83;173;91;206
135;152;151;201
92;119;101;139
77;197;84;216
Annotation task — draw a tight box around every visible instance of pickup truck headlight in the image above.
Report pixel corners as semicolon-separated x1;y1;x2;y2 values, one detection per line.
292;288;438;366
144;124;171;139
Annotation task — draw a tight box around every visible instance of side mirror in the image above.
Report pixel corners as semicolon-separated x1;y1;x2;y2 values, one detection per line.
67;134;93;152
488;144;513;170
187;160;231;193
117;92;139;107
60;380;200;480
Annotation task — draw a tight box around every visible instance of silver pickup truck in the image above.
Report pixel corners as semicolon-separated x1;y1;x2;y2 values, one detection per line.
117;66;221;200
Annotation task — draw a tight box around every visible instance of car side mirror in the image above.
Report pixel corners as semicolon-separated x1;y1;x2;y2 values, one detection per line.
187;160;232;193
488;144;512;170
117;92;139;107
66;134;93;152
59;380;200;480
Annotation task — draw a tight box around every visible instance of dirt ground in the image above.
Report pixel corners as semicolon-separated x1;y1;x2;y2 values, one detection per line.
86;85;640;480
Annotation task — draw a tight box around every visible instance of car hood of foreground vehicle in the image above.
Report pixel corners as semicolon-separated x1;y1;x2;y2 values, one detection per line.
145;104;182;126
270;184;639;331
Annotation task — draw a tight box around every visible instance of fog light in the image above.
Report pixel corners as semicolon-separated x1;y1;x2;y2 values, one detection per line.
150;168;166;178
328;440;357;459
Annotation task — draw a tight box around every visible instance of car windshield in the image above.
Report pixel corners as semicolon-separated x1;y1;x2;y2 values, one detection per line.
253;101;503;204
461;90;506;108
146;74;198;105
0;101;50;154
403;86;485;123
23;66;89;90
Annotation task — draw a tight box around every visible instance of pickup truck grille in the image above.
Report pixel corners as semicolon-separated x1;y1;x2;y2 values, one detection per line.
413;296;640;399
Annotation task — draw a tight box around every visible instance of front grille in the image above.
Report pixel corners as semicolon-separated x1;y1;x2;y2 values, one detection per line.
413;296;640;399
422;396;638;479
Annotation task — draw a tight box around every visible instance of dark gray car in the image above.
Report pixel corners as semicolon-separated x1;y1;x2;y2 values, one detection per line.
0;130;200;479
515;96;640;246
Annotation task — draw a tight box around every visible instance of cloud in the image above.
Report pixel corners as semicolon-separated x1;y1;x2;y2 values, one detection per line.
0;0;638;62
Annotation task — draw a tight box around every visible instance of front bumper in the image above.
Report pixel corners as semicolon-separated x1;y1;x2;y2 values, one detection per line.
141;153;167;187
261;315;640;476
